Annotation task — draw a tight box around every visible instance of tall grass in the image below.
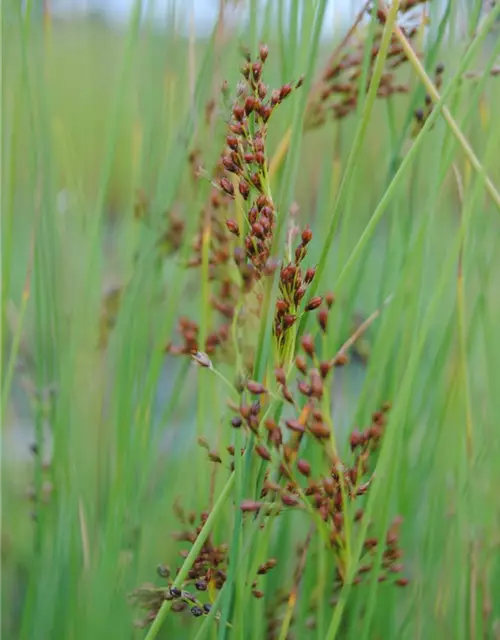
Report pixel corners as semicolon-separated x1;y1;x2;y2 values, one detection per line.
3;1;500;639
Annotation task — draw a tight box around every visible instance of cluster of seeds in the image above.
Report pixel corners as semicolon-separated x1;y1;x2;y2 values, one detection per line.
306;1;429;128
165;46;303;365
130;502;279;627
131;44;408;634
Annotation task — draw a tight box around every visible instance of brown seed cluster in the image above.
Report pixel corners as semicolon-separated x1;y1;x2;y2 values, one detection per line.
219;45;301;275
273;227;329;361
130;503;279;626
164;45;303;366
306;2;428;127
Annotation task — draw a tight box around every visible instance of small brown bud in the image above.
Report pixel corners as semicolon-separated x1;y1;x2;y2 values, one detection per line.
325;291;335;308
252;589;264;598
283;314;297;329
301;226;313;244
395;578;409;587
280;84;292;100
308;422;330;439
310;369;323;399
298;381;312;396
334;353;349;367
226;135;239;150
276;299;288;313
264;417;277;431
259;44;269;62
255;151;265;166
364;538;378;550
295;355;308;374
306;296;322;311
245;95;257;115
297;459;311;477
231;416;242;428
349;430;362;450
233;104;245;121
240;500;263;512
274;368;286;385
318;309;328;332
319;361;332;378
219;177;235;196
208;450;222;463
281;385;294;404
301;334;315;356
255;444;271;461
252;222;264;238
252;62;262;81
239;179;250;200
281;493;299;507
285;419;305;433
270;89;281;105
247;380;267;395
244;153;255;164
305;266;316;283
226;219;240;236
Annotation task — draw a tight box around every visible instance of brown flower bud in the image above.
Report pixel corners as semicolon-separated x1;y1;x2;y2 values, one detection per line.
219;177;234;196
306;296;323;311
301;334;315;356
285;419;305;433
247;380;267;395
301;226;313;244
255;444;271;461
259;44;269;62
239;179;250;200
297;459;311;477
226;219;240;236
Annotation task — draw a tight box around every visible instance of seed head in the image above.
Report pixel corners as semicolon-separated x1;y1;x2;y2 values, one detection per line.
325;291;335;308
225;219;240;236
297;459;311;476
255;444;271;461
301;334;315;356
191;606;204;617
285;419;305;433
259;44;269;62
239;179;250;199
306;296;323;311
247;380;267;395
301;226;313;244
240;500;263;512
219;177;235;197
295;355;308;375
318;309;328;332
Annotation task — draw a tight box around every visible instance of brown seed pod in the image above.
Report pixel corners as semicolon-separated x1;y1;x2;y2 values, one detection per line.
247;380;267;395
301;334;315;357
285;419;305;433
297;459;311;477
240;500;263;512
306;296;323;311
255;444;271;461
295;355;308;375
281;493;299;507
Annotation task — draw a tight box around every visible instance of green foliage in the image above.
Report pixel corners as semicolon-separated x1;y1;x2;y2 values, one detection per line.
3;1;500;639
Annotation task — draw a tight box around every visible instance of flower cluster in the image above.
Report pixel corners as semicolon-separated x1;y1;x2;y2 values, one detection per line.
306;1;429;128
